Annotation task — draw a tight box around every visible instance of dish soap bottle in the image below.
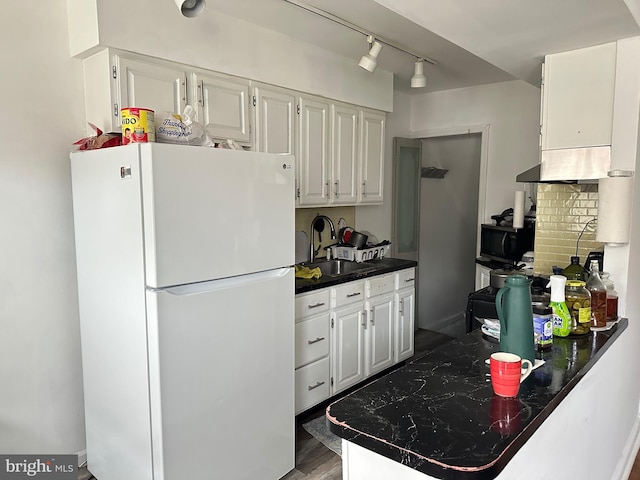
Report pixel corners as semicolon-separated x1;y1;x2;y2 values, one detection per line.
548;275;571;337
586;260;607;328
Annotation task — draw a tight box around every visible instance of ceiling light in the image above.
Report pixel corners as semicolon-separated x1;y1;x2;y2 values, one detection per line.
411;59;427;88
359;36;383;73
175;0;206;17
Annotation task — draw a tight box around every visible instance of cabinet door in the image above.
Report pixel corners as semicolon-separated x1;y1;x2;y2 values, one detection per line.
365;293;395;376
332;304;365;394
541;42;616;150
253;84;296;155
196;73;250;144
395;287;415;363
475;265;491;290
358;109;385;204
116;55;187;123
331;103;358;205
298;96;330;206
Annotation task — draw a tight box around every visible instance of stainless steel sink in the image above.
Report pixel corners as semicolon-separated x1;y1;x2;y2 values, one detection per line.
303;259;375;277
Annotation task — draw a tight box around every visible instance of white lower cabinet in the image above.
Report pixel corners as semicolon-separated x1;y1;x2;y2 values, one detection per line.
395;268;416;363
294;288;331;414
295;267;415;414
332;303;366;393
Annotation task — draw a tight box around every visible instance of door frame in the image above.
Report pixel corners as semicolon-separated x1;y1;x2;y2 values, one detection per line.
409;124;490;257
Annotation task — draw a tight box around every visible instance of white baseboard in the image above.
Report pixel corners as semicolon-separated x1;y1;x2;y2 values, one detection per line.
614;414;640;480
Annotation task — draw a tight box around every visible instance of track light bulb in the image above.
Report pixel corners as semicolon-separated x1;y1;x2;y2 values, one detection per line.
411;60;427;88
359;39;383;73
175;0;206;17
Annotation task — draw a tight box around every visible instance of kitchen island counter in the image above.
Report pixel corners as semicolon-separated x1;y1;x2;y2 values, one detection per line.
327;318;629;479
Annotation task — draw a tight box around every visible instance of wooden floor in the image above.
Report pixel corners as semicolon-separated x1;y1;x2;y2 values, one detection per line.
282;328;454;480
282;328;640;480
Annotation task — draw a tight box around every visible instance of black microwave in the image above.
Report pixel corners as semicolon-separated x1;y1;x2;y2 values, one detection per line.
480;224;534;265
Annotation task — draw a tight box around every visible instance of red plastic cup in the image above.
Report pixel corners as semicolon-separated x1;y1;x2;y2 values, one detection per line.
490;352;533;397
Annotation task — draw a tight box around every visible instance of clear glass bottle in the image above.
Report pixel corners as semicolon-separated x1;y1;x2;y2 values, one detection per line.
565;280;591;335
586;260;607;328
600;272;619;323
562;256;586;281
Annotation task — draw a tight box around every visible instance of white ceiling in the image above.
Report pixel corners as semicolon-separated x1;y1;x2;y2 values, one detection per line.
205;0;640;93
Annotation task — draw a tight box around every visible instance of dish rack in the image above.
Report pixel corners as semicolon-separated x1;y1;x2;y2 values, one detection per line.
329;243;391;263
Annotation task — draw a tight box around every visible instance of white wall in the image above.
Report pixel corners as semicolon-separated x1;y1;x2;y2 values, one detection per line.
357;80;540;245
67;0;394;112
410;80;541;223
0;2;86;453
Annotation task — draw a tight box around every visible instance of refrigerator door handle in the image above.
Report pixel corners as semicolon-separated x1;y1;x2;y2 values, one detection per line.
149;267;292;296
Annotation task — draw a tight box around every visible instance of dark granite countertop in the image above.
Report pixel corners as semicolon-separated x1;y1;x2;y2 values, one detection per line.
327;318;628;479
295;257;417;294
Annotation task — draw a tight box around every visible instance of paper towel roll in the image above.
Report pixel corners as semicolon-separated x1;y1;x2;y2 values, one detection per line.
513;191;525;229
596;173;634;245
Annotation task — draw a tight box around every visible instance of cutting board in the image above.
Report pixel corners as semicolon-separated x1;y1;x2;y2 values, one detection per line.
295;231;309;264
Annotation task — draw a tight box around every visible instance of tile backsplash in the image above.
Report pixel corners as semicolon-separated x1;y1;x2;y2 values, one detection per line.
295;207;356;261
534;184;603;275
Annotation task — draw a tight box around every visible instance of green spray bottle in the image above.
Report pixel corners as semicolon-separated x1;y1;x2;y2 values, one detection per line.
549;275;571;337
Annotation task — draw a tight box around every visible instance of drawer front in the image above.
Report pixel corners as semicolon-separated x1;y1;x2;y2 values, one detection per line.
295;288;330;321
295;357;331;414
366;273;394;298
295;314;330;368
333;281;365;309
395;268;416;290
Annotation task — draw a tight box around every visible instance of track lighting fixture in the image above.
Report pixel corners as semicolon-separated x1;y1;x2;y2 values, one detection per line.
359;36;383;73
175;0;206;18
282;0;438;84
411;59;427;88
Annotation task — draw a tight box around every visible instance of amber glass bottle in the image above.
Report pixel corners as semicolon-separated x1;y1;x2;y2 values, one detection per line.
586;260;607;328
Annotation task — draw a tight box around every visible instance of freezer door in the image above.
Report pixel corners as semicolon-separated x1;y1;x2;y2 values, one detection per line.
139;143;295;288
145;268;294;480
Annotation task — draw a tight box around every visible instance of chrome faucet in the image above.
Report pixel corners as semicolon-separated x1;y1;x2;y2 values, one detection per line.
309;215;336;263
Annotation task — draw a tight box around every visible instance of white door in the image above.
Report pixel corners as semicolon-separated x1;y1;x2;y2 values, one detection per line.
395;288;415;362
365;293;395;376
298;96;330;206
116;55;187;120
146;268;294;480
137;143;294;287
331;103;358;205
196;72;250;143
254;84;296;155
358;109;385;204
332;304;365;394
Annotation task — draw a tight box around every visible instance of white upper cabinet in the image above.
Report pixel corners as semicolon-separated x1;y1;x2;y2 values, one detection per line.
331;103;359;205
541;42;617;151
358;109;385;204
252;84;296;155
296;96;386;207
82;49;250;145
116;55;187;124
195;72;250;144
297;95;331;206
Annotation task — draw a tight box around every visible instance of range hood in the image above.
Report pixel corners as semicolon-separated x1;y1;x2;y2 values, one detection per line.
516;146;611;183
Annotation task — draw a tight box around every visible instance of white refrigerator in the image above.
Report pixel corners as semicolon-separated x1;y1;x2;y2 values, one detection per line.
70;143;295;480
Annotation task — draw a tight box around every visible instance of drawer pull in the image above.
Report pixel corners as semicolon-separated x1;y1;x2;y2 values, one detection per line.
405;278;415;283
308;381;325;391
307;302;326;309
307;336;325;345
346;292;362;298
